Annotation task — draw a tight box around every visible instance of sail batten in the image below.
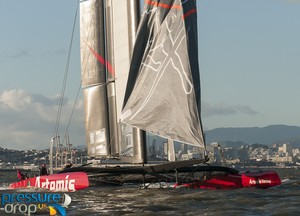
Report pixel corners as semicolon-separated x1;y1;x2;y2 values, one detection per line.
121;0;204;148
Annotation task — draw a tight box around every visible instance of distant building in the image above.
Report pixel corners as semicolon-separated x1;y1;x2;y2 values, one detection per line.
282;143;292;156
271;155;293;163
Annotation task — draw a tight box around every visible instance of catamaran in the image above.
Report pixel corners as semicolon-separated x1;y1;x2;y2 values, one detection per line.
9;0;281;191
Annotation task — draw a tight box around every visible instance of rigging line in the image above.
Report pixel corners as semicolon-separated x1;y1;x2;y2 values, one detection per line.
61;13;96;147
53;0;79;140
62;74;82;147
61;2;95;146
59;0;80;146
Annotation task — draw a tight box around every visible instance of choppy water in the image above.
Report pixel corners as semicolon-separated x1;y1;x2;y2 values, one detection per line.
0;168;299;215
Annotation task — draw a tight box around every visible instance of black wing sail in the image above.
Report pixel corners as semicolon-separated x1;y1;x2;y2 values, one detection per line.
121;0;204;148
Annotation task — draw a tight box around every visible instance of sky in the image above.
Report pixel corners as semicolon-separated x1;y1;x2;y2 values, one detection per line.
0;0;300;150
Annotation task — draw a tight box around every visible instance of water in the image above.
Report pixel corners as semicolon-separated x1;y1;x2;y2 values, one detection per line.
0;169;299;215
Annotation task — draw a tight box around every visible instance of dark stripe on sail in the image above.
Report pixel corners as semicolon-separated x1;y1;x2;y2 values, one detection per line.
183;8;196;19
145;0;182;9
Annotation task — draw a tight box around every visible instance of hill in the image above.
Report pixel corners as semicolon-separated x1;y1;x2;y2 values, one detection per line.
204;125;300;147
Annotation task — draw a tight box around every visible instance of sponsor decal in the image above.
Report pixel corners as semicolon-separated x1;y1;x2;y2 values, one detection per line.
0;192;71;216
249;179;272;185
35;175;76;192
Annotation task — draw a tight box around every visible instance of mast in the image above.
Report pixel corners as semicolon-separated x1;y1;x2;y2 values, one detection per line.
127;0;146;164
107;0;145;163
49;137;54;174
104;0;144;160
105;0;119;156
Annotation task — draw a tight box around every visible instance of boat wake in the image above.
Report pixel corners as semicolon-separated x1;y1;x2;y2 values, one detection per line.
281;178;290;184
0;184;9;191
280;178;300;187
139;182;175;189
12;187;50;192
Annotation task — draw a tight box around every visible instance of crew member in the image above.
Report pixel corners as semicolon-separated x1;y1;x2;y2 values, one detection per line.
17;170;27;181
39;163;48;176
64;163;73;169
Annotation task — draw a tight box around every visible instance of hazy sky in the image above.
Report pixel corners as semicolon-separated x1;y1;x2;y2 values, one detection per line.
1;0;300;150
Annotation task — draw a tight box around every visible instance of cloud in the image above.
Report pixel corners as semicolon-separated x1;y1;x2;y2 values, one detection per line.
0;48;66;59
234;105;258;115
41;48;67;57
202;102;258;117
0;89;85;150
0;49;31;58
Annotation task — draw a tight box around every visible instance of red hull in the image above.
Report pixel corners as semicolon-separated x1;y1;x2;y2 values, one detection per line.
174;170;281;189
9;172;89;192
